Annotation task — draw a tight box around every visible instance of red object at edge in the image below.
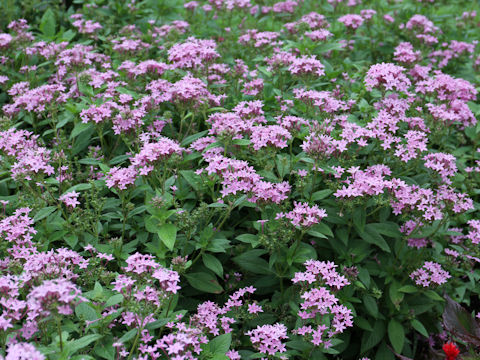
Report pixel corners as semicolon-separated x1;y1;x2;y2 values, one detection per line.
442;342;460;360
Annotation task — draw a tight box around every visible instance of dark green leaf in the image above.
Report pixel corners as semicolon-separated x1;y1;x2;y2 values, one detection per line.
361;320;385;353
202;253;223;277
411;319;428;337
359;224;391;253
34;206;57;222
353;207;366;233
233;250;271;275
388;319;405;353
185;272;223;294
363;295;379;318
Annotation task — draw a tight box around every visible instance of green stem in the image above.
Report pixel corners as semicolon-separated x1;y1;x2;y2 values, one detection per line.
165;297;174;318
57;317;63;352
126;323;144;360
308;162;319;202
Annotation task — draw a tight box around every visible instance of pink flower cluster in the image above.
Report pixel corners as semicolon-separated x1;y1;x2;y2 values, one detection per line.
130;136;184;175
334;165;393;198
106;166;137;190
146;75;225;109
26;279;84;321
168;37;219;69
294;88;347;113
238;29;282;48
394;42;421;64
423;152;457;183
390;181;473;221
365;63;411;93
249;125;292;151
202;154;291;204
246;323;288;356
70;14;102;34
0;129;54;181
59;191;80;208
3;342;45;360
285;12;330;34
466;220;480;245
288;55;325;77
338;14;364;30
292;260;352;348
276;202;327;228
113;252;181;297
410;261;451;287
3;83;66;116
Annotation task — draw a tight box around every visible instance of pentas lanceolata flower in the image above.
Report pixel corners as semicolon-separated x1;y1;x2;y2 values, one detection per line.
423;152;458;183
3;342;45;360
168;37;219;70
292;260;352;349
0;129;54;181
26;279;84;322
58;191;80;208
365;63;411;93
276;202;327;228
246;323;288;358
1;1;480;358
410;261;451;287
338;14;364;30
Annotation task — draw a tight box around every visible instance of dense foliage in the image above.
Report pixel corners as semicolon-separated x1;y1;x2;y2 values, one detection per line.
0;0;480;359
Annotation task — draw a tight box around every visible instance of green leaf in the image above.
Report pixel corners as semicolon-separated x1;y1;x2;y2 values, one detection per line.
202;253;223;277
70;122;93;139
358;268;370;288
425;290;444;302
398;285;418;293
353;207;366;233
181;130;209;146
411;319;428;337
63;183;92;193
355;316;373;331
369;222;402;238
359;224;391;253
236;234;259;247
233;250;271;275
40;9;56;37
119;329;137;343
232;138;251;146
211;355;229;360
69;334;103;354
315;42;343;53
363;295;379;318
34;206;57;222
75;302;98;322
209;333;232;354
361;320;385;353
311;222;334;237
442;294;480;346
180;170;202;191
185;272;223;294
157;224;177;251
105;294;124;308
65;234;78;248
388;319;405;353
311;189;333;201
109;154;130;165
289;242;317;265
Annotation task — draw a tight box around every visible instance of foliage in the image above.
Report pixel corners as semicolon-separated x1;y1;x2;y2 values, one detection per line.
0;0;480;359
